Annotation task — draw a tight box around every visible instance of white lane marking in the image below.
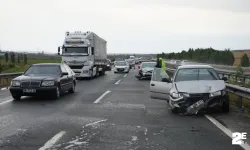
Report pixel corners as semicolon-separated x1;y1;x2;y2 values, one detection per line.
85;119;108;127
115;80;121;84
39;131;66;150
124;74;127;78
93;90;111;104
0;99;13;106
205;115;250;150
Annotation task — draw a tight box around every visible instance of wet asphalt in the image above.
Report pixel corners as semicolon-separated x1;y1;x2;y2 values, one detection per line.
0;69;243;150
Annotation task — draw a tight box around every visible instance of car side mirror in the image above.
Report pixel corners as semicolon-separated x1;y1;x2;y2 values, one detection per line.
222;77;227;81
62;72;68;76
162;78;171;83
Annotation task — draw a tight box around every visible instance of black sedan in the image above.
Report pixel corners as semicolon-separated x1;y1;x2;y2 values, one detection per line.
9;63;76;100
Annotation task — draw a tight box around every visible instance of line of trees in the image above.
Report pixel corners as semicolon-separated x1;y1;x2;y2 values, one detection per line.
159;48;235;66
3;52;28;65
0;52;28;73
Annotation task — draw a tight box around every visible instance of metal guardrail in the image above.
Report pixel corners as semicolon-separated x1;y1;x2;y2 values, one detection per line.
0;72;23;88
165;64;250;111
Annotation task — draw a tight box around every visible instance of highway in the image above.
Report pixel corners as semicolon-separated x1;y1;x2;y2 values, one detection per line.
0;69;247;150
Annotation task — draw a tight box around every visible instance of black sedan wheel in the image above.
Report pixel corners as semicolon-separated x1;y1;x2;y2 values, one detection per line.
52;86;61;100
69;82;75;93
12;95;21;101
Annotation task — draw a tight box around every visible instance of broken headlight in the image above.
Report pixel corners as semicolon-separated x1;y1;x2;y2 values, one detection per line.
210;89;227;97
170;92;189;99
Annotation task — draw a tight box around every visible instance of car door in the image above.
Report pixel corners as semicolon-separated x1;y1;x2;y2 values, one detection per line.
60;65;69;91
150;68;172;100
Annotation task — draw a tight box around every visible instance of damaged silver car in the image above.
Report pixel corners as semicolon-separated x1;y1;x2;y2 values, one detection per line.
150;65;229;115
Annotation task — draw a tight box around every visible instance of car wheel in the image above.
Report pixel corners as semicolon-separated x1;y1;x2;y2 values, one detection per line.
89;70;93;79
68;81;75;93
171;108;178;114
52;86;61;100
12;95;21;101
222;100;229;113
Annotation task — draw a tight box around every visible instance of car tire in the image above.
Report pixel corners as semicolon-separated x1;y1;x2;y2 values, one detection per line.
222;100;230;113
52;86;61;100
171;108;178;114
68;81;75;93
12;95;21;101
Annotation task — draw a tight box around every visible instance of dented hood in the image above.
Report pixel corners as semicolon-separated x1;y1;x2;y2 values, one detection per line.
175;80;226;93
142;67;154;72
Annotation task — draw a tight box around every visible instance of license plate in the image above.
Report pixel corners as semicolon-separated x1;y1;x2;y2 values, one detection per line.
23;89;36;93
190;100;204;108
76;73;80;76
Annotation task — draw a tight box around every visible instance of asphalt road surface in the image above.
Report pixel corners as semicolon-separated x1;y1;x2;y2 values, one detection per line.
0;69;245;150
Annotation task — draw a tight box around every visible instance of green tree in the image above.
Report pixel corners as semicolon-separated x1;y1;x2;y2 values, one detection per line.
24;54;28;65
17;54;20;64
240;53;249;67
10;52;15;64
4;53;8;63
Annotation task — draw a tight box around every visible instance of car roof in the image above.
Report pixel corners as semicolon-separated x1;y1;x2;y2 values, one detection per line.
32;63;62;66
178;65;213;69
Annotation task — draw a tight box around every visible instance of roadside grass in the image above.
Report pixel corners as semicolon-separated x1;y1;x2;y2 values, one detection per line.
228;93;250;114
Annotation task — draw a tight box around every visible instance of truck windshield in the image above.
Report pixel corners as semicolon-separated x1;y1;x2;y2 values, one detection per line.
64;47;88;54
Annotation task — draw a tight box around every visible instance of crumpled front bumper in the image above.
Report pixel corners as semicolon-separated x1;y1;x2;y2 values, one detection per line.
135;70;152;79
169;94;229;115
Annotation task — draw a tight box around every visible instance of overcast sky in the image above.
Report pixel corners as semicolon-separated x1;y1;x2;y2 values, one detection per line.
0;0;250;54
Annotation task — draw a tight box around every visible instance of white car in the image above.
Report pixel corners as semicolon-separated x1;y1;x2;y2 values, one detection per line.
114;61;130;73
150;65;229;115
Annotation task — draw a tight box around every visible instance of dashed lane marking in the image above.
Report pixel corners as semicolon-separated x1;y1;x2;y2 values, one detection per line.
0;99;13;106
93;90;111;104
38;131;66;150
124;74;127;78
205;115;250;150
115;80;121;84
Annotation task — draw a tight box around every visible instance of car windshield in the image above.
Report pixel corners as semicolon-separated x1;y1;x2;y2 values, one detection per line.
141;62;156;68
24;65;61;75
116;62;127;66
174;68;220;82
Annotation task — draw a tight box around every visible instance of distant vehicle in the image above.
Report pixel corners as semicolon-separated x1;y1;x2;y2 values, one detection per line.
126;59;136;69
150;65;229;115
58;31;107;79
114;61;130;73
9;63;76;100
136;62;156;80
106;59;112;71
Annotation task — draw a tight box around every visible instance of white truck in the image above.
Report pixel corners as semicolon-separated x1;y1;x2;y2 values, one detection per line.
58;31;107;79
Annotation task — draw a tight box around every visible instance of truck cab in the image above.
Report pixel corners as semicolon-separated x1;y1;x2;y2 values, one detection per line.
58;31;107;79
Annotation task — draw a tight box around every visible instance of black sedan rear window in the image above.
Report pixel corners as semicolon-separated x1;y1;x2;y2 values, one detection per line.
24;65;61;75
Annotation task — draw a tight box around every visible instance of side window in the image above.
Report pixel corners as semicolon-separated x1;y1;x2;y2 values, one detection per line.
152;68;169;81
61;65;67;73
